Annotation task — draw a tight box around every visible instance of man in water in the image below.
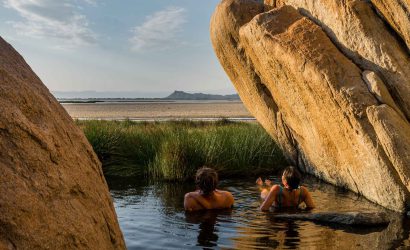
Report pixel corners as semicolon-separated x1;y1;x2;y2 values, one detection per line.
184;167;234;211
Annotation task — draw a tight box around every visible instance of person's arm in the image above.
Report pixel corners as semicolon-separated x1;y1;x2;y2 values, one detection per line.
302;187;315;209
260;185;280;211
260;188;270;200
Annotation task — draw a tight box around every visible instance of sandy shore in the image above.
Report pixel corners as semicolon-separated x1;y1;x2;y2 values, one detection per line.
62;101;254;120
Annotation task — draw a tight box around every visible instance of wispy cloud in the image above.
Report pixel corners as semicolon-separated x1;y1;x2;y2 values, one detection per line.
130;6;187;52
4;0;97;48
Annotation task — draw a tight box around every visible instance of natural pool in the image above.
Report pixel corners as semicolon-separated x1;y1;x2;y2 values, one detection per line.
109;176;410;249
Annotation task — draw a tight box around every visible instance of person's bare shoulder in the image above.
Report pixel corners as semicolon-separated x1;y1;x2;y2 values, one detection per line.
270;184;281;192
184;192;200;211
216;190;234;206
185;191;200;201
184;192;192;203
300;186;315;208
218;190;233;197
300;186;309;194
216;189;230;194
225;191;234;203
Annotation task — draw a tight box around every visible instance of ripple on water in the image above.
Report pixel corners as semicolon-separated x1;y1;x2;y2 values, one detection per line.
109;177;410;250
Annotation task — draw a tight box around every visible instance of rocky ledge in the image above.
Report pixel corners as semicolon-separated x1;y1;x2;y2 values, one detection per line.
273;212;389;226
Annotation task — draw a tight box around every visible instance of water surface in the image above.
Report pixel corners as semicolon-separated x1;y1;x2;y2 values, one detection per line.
109;176;410;249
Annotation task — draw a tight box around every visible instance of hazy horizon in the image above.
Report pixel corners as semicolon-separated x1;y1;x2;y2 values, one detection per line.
0;1;233;94
52;89;239;99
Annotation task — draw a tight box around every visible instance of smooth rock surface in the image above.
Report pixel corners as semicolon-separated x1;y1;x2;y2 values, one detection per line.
0;37;125;249
273;212;390;226
368;105;410;191
363;71;406;120
265;0;410;121
211;0;410;211
210;0;299;162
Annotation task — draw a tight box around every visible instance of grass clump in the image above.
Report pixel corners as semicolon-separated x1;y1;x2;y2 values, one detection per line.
77;120;287;181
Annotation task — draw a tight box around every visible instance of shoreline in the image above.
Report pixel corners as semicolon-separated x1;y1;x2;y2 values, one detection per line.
62;101;253;121
73;117;256;122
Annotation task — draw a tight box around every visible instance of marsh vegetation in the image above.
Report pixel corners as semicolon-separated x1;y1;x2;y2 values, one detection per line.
77;120;287;181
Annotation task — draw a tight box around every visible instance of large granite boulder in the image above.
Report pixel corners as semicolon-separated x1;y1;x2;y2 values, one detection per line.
273;0;410;120
211;0;410;211
0;37;125;249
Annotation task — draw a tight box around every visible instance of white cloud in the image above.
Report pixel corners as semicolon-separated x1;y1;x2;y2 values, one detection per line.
130;6;187;52
83;0;97;6
4;0;97;48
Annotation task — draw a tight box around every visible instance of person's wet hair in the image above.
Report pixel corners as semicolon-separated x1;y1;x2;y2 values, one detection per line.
282;166;302;191
195;167;218;196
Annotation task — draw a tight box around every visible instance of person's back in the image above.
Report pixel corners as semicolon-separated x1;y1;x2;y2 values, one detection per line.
184;167;234;211
258;166;314;211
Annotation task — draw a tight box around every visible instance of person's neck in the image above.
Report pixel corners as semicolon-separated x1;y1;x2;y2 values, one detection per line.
199;190;215;196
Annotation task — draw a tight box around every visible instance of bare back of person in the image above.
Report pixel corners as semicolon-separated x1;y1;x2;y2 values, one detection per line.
184;167;235;212
184;189;234;211
268;185;311;208
257;167;315;211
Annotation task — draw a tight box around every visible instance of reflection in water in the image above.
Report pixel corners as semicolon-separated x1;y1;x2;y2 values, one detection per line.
284;220;300;248
108;176;410;249
185;210;233;247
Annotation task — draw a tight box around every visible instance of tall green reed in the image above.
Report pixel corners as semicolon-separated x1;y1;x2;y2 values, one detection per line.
77;120;287;181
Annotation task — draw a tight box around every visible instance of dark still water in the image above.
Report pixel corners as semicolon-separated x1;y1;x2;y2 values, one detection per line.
108;176;410;249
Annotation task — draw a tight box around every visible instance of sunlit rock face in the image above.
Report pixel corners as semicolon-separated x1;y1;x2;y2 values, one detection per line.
370;0;410;50
0;37;125;249
210;0;410;212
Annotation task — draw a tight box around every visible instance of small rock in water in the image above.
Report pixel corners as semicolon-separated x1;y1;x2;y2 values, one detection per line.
273;212;389;226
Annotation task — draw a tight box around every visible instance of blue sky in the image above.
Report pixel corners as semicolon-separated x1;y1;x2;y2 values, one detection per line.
0;0;234;97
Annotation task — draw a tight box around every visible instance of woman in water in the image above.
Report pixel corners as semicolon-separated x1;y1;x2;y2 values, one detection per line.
257;166;315;211
184;167;234;211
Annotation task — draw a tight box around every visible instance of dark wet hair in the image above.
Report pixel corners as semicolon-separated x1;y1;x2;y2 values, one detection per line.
282;166;302;191
195;167;218;196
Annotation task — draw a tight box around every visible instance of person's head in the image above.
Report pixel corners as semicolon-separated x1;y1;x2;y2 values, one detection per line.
195;167;218;196
281;166;302;190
